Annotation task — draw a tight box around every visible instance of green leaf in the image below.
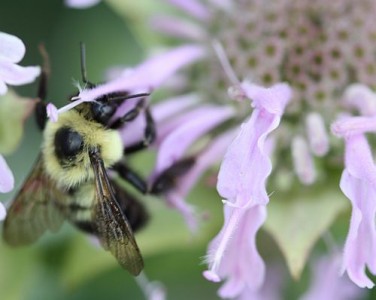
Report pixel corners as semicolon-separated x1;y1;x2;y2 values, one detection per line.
264;186;349;280
0;90;35;155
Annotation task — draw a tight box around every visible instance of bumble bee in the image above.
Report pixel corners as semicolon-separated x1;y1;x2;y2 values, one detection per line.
2;45;156;276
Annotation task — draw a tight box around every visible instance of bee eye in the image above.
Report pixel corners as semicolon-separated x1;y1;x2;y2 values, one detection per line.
54;127;83;159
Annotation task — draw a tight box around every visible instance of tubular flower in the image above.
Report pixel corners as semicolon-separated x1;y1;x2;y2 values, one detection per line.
149;0;376;296
332;114;376;288
0;32;40;95
300;253;365;300
203;82;291;298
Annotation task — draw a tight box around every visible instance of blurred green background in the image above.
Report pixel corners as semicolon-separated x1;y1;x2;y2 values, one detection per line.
0;0;224;299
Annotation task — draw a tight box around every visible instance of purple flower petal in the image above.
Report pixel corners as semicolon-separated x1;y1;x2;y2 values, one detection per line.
151;16;206;41
0;154;14;193
163;130;236;232
119;94;199;147
167;0;210;21
0;201;6;221
0;58;40;86
204;205;267;298
46;103;59;122
342;84;376;116
291;135;316;185
65;0;100;8
339;134;376;288
0;32;25;63
153;106;234;176
217;82;292;206
204;82;291;297
305;112;329;156
77;45;205;102
300;253;364;300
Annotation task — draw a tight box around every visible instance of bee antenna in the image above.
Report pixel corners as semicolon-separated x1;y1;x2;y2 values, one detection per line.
80;42;89;84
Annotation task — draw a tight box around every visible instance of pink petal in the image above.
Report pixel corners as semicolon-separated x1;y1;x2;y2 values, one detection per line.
78;45;205;102
300;253;364;300
339;134;376;288
217;82;291;206
0;155;14;193
0;32;25;63
119;94;199;146
241;81;291;115
204;205;267;298
0;202;6;221
64;0;100;8
46;103;59;122
342;84;376;116
291;135;316;185
151;16;206;41
0;58;40;86
154;106;234;175
167;0;210;21
165;130;236;232
0;80;7;95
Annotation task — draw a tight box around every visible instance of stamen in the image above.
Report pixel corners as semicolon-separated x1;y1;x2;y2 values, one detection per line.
212;39;240;86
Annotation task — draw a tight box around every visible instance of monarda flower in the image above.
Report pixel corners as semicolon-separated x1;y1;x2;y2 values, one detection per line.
150;0;376;297
0;31;40;196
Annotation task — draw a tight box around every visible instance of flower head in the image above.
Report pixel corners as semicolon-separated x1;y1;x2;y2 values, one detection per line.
0;32;40;95
150;0;376;296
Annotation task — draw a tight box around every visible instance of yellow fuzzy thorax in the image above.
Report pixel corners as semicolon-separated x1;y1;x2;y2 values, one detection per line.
42;109;123;189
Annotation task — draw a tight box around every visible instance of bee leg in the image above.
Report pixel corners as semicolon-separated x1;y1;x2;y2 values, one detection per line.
112;162;148;194
149;157;196;195
123;107;156;154
35;44;50;131
110;98;146;129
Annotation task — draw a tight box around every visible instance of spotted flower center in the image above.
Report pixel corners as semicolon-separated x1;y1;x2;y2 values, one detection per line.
204;0;376;116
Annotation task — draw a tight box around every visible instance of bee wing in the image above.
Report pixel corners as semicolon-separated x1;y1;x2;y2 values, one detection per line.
3;155;66;246
89;149;143;276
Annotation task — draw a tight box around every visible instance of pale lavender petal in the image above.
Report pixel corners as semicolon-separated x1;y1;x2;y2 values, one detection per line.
65;0;100;8
0;155;14;193
305;112;329;156
339;134;376;288
119;94;199;147
237;264;285;300
78;45;205;102
0;80;7;95
331;116;376;137
167;0;210;21
300;253;364;300
165;191;197;232
0;32;25;63
342;83;376;116
0;202;6;221
204;205;267;298
291;135;316;185
0;58;41;86
204;82;291;297
151;16;206;41
154;106;234;175
46;103;59;122
164;130;236;231
155;105;222;146
217;82;292;206
152;94;199;122
241;81;291;115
